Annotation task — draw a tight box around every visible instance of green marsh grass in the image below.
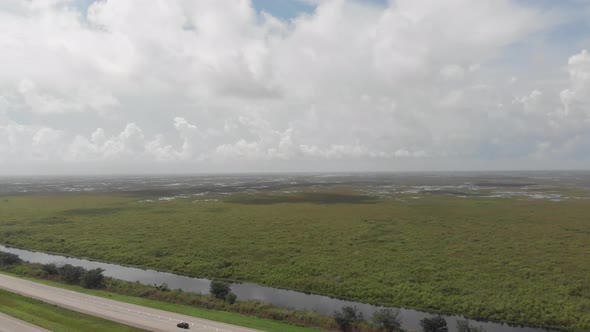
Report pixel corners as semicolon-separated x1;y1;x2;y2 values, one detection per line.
0;192;589;331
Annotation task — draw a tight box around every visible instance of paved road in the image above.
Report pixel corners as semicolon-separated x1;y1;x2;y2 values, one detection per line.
0;312;50;332
0;274;261;332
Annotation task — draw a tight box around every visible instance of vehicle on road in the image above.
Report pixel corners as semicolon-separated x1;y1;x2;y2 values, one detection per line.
177;321;189;329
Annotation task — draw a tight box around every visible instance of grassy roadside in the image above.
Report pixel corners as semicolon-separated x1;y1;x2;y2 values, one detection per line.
0;288;145;332
0;271;327;332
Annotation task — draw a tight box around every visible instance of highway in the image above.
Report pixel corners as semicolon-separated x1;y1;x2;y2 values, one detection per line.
0;274;261;332
0;313;50;332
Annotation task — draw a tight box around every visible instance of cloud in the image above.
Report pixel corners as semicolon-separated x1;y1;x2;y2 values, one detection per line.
530;49;590;159
440;65;466;81
560;49;590;118
0;120;66;161
0;0;588;173
65;124;146;161
16;79;119;114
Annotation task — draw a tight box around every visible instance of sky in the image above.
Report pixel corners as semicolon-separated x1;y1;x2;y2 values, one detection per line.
0;0;589;175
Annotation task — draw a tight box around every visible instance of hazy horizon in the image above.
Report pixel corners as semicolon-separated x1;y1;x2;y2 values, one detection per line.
2;167;590;178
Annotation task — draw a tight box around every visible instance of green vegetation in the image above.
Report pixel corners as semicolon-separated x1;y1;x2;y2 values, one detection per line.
419;316;448;332
1;263;334;331
0;191;589;331
0;251;21;266
209;279;237;304
0;288;145;332
371;308;402;332
333;306;404;332
210;279;234;301
333;306;365;332
37;261;106;288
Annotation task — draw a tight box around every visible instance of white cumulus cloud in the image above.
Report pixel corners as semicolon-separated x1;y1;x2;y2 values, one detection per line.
0;0;588;173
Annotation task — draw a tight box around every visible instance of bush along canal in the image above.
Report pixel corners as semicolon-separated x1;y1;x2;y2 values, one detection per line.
0;245;560;332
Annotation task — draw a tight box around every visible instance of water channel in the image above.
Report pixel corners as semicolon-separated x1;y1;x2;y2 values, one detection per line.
0;245;558;332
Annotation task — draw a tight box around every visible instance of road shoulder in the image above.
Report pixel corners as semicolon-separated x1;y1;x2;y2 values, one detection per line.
0;312;50;332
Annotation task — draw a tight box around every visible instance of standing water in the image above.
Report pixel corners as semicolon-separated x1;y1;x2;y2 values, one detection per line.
0;245;558;332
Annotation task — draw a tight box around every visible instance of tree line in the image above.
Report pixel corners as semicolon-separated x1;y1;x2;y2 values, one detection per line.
41;262;106;289
1;251;485;332
333;305;485;332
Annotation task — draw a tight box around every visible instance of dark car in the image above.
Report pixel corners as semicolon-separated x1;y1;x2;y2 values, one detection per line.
177;322;189;329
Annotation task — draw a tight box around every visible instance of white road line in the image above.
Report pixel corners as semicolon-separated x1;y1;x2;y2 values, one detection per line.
0;274;261;332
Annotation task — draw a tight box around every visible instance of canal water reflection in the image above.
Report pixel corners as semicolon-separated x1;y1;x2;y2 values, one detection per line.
0;245;558;332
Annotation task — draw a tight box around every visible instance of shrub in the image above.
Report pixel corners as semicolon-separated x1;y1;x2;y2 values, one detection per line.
334;305;364;332
154;282;170;292
58;264;85;284
210;279;231;300
225;292;237;304
42;263;59;275
80;268;105;289
419;316;448;332
372;308;403;332
0;251;21;267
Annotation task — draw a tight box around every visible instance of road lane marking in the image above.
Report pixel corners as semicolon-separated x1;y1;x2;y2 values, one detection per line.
0;275;258;332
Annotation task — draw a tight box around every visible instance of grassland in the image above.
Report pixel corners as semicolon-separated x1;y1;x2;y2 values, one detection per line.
0;288;145;331
0;191;589;331
0;270;328;332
